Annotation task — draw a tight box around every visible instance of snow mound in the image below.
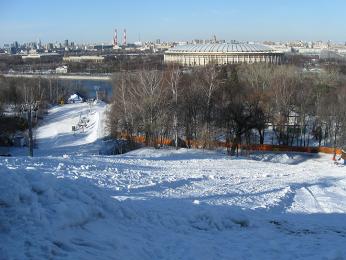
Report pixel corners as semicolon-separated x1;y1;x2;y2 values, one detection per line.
249;152;317;164
124;147;223;161
189;208;249;231
0;167;120;259
0;164;251;259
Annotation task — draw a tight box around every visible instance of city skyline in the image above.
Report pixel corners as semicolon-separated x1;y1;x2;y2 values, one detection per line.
1;0;346;45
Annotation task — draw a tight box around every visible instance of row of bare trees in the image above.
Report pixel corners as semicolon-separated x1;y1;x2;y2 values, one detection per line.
107;63;346;153
0;76;79;154
0;76;72;108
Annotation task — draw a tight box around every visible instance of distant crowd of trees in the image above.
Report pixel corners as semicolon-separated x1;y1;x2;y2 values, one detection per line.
107;63;346;154
0;76;82;108
0;76;87;146
67;54;163;73
0;53;163;74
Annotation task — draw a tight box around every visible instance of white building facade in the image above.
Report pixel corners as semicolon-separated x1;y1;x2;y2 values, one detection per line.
164;43;283;66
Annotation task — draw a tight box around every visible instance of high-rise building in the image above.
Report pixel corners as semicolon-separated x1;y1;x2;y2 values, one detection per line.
64;40;69;47
4;43;12;54
37;38;42;49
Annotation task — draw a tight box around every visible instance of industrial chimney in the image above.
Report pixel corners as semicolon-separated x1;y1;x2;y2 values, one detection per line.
123;29;127;46
113;29;118;47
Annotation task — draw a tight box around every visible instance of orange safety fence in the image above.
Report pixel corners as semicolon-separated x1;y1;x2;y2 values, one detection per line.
242;144;342;155
117;133;343;155
318;146;343;155
119;133;172;146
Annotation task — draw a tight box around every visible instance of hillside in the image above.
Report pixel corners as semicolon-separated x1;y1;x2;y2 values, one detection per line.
1;102;346;259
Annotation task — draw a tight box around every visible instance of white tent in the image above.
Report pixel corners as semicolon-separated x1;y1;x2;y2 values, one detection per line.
67;93;83;104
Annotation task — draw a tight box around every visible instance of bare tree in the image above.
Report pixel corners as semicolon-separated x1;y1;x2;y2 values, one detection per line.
238;63;273;144
269;66;299;145
198;65;222;147
164;64;182;149
136;69;165;145
22;80;38;157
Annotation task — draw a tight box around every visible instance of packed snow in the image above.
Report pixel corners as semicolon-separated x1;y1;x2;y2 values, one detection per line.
1;102;346;259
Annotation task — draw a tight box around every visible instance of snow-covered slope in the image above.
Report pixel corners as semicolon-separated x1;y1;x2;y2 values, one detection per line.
36;102;107;154
12;102;107;157
1;103;346;259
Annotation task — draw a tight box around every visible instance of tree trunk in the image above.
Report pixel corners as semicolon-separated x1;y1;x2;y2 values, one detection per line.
230;133;241;156
333;122;339;160
258;129;264;145
28;108;33;157
173;113;178;149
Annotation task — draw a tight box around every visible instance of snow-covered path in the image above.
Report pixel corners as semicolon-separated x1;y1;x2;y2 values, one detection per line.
1;103;346;259
30;102;106;156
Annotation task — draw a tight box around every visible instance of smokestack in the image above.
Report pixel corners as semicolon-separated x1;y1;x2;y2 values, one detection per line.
123;29;127;46
113;29;118;46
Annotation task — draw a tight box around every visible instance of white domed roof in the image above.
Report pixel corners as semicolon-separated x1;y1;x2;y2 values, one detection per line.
167;43;275;53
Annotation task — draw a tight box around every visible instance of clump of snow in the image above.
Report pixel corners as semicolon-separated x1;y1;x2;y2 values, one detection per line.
334;156;345;166
193;199;200;205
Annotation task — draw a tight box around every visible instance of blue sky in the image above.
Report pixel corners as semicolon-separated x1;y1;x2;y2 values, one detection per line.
1;0;345;45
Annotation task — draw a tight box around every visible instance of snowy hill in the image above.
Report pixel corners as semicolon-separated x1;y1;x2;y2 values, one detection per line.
36;102;107;155
1;103;346;259
11;102;107;157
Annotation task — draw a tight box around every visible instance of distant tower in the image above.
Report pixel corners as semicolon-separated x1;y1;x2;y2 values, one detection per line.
123;29;127;46
113;29;118;46
37;38;42;49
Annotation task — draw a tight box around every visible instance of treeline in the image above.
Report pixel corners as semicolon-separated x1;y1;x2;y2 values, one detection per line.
0;76;91;108
0;53;163;74
107;63;346;154
67;54;163;74
0;76;81;146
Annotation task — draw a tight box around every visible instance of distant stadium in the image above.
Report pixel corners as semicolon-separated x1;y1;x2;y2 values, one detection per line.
164;43;283;66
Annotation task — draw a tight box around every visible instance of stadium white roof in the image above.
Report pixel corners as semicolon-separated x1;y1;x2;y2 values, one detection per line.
167;43;276;53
